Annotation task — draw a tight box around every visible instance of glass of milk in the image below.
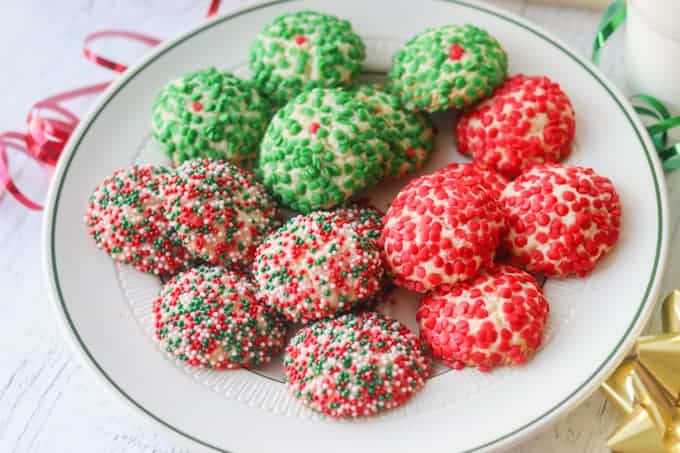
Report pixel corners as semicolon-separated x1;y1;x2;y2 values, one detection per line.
626;0;680;114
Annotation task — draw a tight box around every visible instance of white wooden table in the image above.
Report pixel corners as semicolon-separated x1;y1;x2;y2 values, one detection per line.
1;1;679;451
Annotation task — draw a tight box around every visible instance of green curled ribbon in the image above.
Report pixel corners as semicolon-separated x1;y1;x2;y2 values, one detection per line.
594;0;680;171
633;96;680;171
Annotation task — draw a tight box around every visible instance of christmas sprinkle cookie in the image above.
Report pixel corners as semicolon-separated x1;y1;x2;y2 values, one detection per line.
161;159;279;268
500;164;621;277
382;173;506;293
152;67;270;168
349;84;436;178
436;162;509;199
153;266;286;369
252;211;384;323
417;264;549;372
84;165;187;275
259;88;391;212
456;74;576;178
333;204;390;309
249;11;366;105
388;24;508;112
332;204;384;249
283;311;431;418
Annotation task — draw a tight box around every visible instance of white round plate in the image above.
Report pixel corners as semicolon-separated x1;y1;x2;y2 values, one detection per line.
43;1;669;452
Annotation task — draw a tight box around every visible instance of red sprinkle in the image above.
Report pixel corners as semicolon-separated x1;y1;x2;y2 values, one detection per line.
308;122;320;134
294;35;307;45
448;43;465;61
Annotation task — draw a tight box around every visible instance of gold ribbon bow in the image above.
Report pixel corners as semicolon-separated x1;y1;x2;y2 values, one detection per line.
602;290;680;452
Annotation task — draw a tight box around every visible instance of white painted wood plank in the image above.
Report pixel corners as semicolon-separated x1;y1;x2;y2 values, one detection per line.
0;1;676;453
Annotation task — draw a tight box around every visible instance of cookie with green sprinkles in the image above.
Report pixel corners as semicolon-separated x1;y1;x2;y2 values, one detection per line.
153;266;287;369
249;11;366;105
252;211;384;323
283;311;431;418
388;24;508;112
161;159;279;268
259;88;391;212
84;165;188;275
349;83;436;178
152;67;270;168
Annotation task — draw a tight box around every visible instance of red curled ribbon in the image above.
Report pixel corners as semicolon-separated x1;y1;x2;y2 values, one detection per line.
0;0;221;210
83;30;162;73
0;82;110;210
206;0;222;18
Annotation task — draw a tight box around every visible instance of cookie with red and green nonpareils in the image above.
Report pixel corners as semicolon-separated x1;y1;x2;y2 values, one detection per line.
435;162;509;199
333;204;390;309
332;204;384;249
249;11;366;105
349;84;436;178
417;264;549;372
283;311;431;418
152;67;270;168
456;75;576;178
161;159;279;268
388;24;508;112
259;88;391;213
381;173;506;293
252;212;384;323
153;266;286;369
500;164;621;277
84;165;188;275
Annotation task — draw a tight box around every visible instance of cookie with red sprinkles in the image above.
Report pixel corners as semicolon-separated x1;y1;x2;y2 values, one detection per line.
283;311;431;418
500;164;621;277
252;211;384;323
417;264;549;372
84;165;188;275
456;74;576;178
434;162;509;199
381;173;506;293
161;159;279;268
153;266;286;369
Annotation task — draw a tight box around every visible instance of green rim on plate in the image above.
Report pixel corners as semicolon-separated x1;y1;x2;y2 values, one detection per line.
46;1;665;452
